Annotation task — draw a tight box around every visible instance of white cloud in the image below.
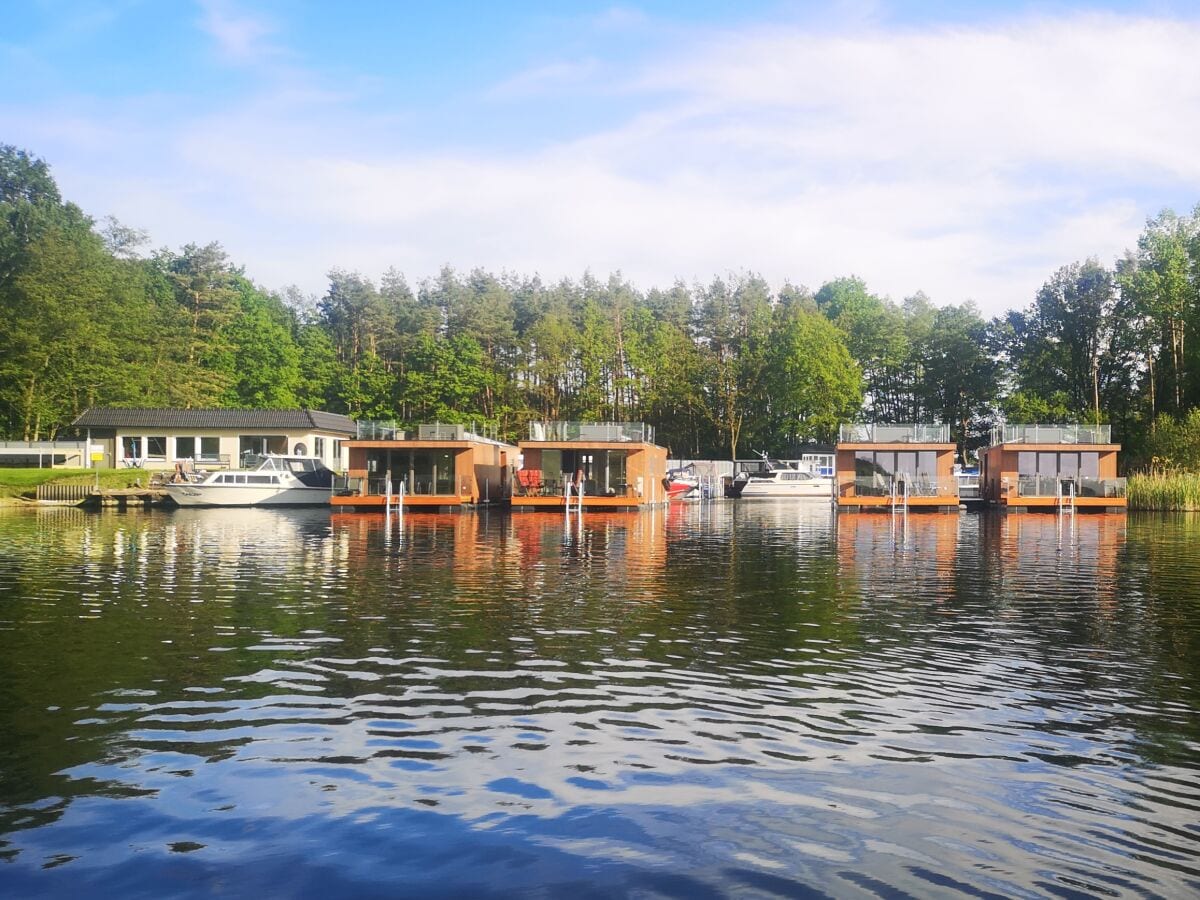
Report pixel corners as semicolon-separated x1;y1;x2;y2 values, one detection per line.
196;0;279;63
10;9;1200;315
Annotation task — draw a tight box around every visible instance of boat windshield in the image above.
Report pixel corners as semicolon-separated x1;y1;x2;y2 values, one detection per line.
241;455;322;473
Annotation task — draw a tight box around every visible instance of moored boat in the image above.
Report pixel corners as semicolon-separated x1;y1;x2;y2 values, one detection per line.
162;454;334;507
663;463;701;501
731;454;834;499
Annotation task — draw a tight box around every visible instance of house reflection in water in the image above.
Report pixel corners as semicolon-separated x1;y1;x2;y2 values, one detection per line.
835;512;963;601
329;511;509;600
328;508;668;599
980;512;1126;610
507;510;667;594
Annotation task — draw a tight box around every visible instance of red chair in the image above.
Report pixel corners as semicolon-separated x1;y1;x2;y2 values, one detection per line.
516;469;543;496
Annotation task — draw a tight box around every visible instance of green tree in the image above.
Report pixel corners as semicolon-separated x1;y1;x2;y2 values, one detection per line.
1117;209;1199;415
694;273;773;457
997;260;1122;427
918;303;999;458
215;282;303;408
765;307;863;445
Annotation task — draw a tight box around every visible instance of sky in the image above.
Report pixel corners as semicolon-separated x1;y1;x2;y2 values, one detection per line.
3;0;1200;316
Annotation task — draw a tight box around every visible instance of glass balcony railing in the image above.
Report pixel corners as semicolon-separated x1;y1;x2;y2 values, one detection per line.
991;424;1112;445
527;422;655;443
839;424;951;443
356;420;404;440
1014;475;1126;498
842;476;957;498
1080;477;1126;498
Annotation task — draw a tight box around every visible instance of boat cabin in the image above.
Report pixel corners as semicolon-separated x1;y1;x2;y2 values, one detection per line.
331;423;516;510
980;424;1126;512
835;423;959;512
514;422;668;510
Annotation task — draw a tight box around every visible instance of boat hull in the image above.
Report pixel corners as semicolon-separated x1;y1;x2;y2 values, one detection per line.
739;482;833;499
163;484;331;507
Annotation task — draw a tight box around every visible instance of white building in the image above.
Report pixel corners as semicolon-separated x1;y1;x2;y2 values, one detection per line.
71;408;356;471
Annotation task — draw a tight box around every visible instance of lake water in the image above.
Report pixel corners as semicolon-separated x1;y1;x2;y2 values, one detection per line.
0;503;1198;898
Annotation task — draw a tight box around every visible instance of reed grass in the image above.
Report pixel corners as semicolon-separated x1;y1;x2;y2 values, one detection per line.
1127;472;1200;511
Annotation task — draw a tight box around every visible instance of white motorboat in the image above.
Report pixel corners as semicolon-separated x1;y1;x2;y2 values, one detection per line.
731;456;834;499
162;454;334;507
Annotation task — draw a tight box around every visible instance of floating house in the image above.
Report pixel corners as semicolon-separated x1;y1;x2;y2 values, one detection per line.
835;423;959;512
513;422;668;510
980;424;1126;513
330;423;517;511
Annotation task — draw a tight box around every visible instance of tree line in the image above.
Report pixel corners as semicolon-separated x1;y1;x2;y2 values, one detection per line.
3;144;1200;469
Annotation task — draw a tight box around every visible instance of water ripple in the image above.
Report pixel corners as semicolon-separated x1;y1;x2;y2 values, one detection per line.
0;506;1198;896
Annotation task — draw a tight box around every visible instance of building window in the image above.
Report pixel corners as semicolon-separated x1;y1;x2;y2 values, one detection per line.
176;436;195;459
200;437;220;461
314;436;326;458
240;435;286;458
122;436;141;459
146;436;167;458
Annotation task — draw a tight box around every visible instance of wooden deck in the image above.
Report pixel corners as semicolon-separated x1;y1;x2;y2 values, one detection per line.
998;495;1127;511
330;494;486;510
83;488;171;508
836;495;958;510
512;495;649;511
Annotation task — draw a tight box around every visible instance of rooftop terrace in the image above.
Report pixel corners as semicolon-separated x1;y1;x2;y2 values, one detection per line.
839;424;951;444
526;422;655;443
989;424;1112;445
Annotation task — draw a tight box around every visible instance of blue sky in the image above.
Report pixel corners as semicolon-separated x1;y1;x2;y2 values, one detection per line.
3;1;1200;314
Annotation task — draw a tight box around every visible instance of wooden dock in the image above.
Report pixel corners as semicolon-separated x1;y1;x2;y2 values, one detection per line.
85;488;170;509
36;480;172;508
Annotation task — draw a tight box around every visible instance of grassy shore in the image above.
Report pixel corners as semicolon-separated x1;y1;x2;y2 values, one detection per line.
1127;472;1200;511
0;468;151;502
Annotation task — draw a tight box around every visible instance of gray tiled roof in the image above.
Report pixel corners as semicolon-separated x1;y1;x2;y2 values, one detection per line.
71;408;357;435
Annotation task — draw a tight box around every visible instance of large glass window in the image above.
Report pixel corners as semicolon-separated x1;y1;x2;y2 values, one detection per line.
1018;452;1036;476
1059;453;1079;479
200;437;220;460
146;436;167;458
854;450;875;476
855;450;930;478
1081;452;1099;478
917;451;936;477
606;451;628;493
435;451;455;495
176;437;196;459
411;451;434;494
542;449;563;483
122;436;141;459
240;435;286;458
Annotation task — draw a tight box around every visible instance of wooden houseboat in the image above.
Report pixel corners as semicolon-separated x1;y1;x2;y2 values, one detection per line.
330;423;516;511
513;422;668;510
835;423;959;512
980;424;1126;513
